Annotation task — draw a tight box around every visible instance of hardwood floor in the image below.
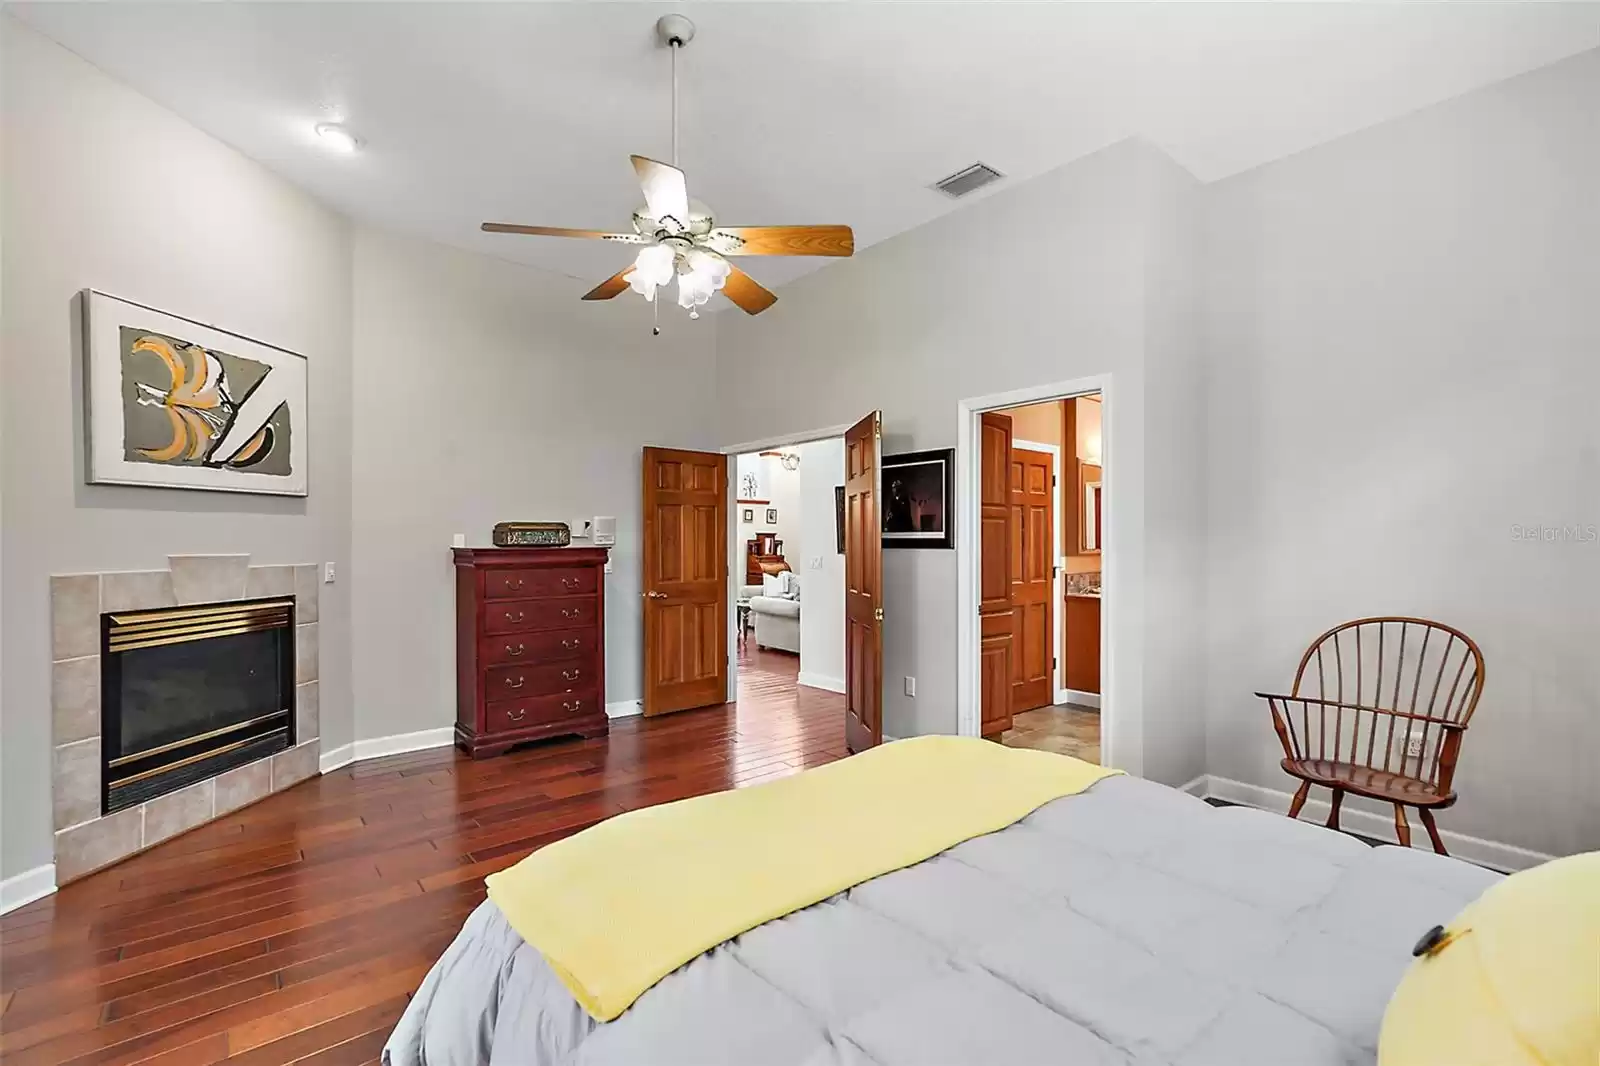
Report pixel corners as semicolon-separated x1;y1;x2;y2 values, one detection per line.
1000;704;1100;763
0;647;844;1065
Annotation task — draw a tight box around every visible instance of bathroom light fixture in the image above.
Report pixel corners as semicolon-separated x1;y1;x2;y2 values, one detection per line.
314;123;359;154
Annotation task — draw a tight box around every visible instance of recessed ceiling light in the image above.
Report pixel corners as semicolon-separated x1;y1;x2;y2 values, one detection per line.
314;123;359;154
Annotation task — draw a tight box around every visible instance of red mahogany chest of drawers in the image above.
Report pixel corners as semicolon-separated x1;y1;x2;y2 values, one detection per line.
453;546;609;757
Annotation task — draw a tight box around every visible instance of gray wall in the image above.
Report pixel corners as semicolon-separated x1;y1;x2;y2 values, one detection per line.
796;436;847;692
1138;151;1209;788
0;20;355;881
349;227;717;739
1202;50;1600;856
714;139;1211;781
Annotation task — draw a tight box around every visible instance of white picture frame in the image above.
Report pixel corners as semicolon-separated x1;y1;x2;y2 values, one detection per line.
83;290;309;496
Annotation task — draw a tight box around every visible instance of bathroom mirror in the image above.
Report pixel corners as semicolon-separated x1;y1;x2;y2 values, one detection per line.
1078;461;1102;554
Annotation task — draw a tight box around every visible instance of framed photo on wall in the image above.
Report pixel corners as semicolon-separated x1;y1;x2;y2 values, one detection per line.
766;507;779;524
82;290;309;496
881;448;954;549
742;507;754;524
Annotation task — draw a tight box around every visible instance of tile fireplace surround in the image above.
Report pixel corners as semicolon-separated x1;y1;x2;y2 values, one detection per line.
50;554;321;883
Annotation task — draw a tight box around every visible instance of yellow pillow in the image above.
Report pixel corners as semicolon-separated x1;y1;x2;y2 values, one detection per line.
1378;851;1600;1066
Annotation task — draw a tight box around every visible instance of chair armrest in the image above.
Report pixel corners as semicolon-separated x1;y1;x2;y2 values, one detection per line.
1258;691;1465;771
1254;692;1464;728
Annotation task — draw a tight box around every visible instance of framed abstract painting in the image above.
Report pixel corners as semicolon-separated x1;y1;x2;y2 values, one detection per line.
82;290;309;496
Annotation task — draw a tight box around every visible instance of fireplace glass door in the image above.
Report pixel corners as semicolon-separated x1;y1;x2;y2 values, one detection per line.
102;597;296;813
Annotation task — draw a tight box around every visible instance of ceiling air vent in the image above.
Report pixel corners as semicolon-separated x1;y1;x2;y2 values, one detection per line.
932;162;1004;198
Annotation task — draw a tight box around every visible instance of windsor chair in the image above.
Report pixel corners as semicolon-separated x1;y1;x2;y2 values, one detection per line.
1257;617;1485;855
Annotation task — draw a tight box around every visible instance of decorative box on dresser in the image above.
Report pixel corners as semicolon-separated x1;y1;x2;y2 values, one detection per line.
454;546;610;757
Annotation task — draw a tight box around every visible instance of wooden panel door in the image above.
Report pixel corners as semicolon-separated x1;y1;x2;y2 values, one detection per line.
642;447;728;717
1010;447;1055;713
843;411;883;753
979;412;1015;738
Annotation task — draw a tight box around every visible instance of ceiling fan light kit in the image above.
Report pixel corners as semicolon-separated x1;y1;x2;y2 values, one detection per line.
480;14;853;325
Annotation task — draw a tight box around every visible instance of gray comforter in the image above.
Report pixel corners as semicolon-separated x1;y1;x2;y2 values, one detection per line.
384;775;1499;1066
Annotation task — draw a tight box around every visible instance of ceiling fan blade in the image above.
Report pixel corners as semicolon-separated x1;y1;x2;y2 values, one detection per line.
481;223;645;244
722;267;778;315
706;225;854;257
630;155;690;225
582;267;635;301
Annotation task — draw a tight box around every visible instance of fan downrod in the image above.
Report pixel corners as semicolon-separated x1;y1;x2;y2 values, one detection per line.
655;14;695;49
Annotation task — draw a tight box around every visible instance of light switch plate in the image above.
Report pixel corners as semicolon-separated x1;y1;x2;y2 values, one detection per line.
323;562;336;584
904;676;916;697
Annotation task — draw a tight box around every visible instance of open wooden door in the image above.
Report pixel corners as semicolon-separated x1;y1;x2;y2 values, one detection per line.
1010;446;1055;713
843;411;883;753
979;412;1015;737
642;447;728;717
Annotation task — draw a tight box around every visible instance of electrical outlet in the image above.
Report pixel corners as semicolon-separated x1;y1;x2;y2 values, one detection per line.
1404;732;1425;758
323;562;336;584
904;676;916;697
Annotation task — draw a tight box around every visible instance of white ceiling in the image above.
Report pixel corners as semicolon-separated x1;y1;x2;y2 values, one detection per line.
13;2;1598;297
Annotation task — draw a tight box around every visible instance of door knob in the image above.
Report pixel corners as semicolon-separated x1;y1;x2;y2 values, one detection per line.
647;591;667;599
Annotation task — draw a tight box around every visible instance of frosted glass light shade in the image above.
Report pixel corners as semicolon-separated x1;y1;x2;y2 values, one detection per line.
676;250;731;309
628;244;676;301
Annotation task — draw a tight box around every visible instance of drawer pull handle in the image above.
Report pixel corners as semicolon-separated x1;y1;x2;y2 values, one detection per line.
507;708;527;722
505;611;525;623
562;668;580;681
507;578;525;591
506;677;525;690
506;643;526;656
562;700;582;713
561;607;580;619
561;638;580;649
561;576;580;589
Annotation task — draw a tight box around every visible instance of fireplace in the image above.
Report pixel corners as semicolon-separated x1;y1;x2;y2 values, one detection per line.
101;597;297;814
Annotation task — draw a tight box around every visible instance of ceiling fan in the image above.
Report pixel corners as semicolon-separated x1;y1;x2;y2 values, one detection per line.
481;14;853;321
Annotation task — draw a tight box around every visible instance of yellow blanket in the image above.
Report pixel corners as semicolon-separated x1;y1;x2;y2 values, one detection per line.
485;735;1120;1021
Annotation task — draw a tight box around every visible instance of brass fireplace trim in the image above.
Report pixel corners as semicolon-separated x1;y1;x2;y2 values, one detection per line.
107;726;290;789
106;708;291;769
107;598;293;653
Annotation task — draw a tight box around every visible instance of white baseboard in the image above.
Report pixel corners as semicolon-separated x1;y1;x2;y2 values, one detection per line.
1063;689;1101;709
1;863;57;916
349;727;455;763
319;743;356;773
797;671;846;694
1194;775;1553;873
1177;774;1209;798
606;699;642;719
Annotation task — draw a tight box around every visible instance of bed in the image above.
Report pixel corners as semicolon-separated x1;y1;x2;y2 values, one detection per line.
383;773;1500;1066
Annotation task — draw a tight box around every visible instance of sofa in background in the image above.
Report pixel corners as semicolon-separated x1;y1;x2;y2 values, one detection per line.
744;572;800;654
